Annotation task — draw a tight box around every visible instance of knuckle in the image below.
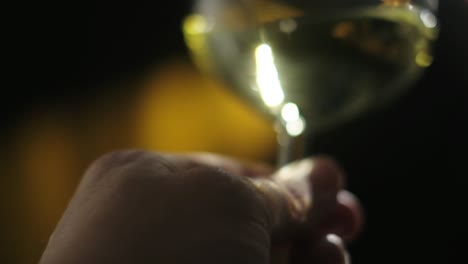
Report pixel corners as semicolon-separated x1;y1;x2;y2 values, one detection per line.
180;165;268;219
82;150;177;188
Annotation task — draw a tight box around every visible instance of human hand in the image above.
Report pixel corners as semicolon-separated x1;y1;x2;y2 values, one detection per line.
39;150;363;264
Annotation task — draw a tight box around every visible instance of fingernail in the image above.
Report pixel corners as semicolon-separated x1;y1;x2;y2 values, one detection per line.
273;159;314;214
292;233;349;264
337;191;365;240
326;234;351;264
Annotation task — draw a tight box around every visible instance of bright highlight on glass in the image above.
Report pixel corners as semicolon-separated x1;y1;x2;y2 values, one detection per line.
255;44;285;107
285;117;305;137
281;103;306;137
281;103;300;122
420;9;437;28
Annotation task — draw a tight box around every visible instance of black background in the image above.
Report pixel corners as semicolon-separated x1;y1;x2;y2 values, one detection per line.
4;1;468;263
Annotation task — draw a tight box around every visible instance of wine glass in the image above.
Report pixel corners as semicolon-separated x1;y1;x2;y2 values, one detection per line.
182;0;439;166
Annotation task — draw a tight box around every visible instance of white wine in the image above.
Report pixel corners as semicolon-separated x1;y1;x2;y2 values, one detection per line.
183;4;438;132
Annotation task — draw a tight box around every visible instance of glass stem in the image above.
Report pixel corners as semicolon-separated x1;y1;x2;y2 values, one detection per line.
276;121;307;167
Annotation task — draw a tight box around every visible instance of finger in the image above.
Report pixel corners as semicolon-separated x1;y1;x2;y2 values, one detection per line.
272;157;344;231
164;153;360;242
247;157;345;242
276;156;344;222
290;234;350;264
335;191;364;241
316;191;365;241
165;153;361;241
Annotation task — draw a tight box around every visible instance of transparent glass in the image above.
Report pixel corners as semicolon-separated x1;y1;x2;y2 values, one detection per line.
182;0;439;165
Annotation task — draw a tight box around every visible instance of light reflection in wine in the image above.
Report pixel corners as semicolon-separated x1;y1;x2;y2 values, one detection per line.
254;43;285;107
420;9;437;28
281;103;306;137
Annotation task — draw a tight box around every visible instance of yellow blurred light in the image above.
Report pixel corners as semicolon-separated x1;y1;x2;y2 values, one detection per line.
332;22;356;39
415;51;433;67
135;60;277;161
382;0;411;7
254;1;303;23
183;14;212;35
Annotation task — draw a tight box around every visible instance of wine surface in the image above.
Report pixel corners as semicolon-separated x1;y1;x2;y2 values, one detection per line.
184;4;438;132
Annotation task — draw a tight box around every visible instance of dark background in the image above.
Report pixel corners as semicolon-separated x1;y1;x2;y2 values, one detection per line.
3;0;467;263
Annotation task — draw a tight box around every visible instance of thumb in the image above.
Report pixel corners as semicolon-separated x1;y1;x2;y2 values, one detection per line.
249;157;344;242
251;157;363;243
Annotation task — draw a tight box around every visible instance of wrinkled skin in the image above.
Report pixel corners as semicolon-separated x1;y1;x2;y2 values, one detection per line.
40;150;363;264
